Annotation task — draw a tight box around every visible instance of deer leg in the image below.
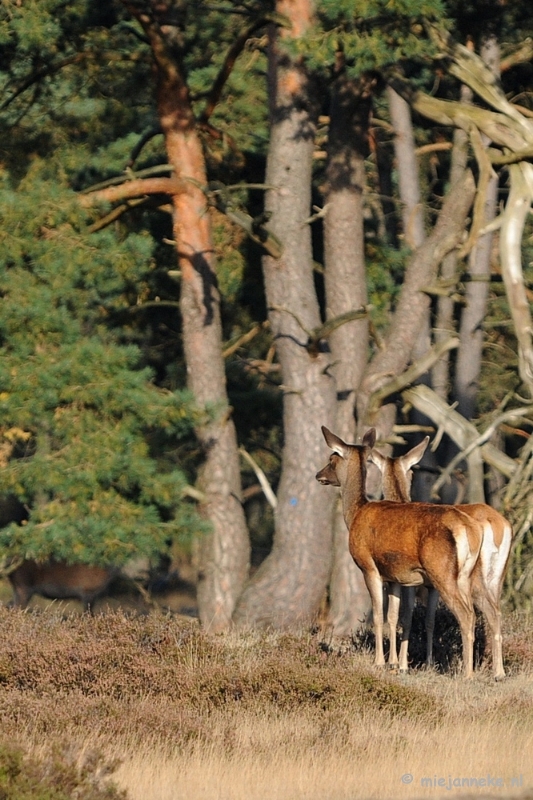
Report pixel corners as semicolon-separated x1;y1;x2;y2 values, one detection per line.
364;570;386;667
8;581;31;609
387;583;401;667
398;585;416;673
473;588;505;680
424;588;439;667
437;579;475;678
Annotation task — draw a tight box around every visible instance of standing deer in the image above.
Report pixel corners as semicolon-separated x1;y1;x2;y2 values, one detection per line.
371;437;512;679
316;427;484;678
371;436;437;671
8;560;116;613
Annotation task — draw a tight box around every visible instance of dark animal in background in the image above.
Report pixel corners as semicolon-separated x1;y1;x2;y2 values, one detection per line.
8;560;116;613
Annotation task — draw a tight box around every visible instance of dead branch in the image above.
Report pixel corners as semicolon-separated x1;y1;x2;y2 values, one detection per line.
429;404;533;497
87;197;149;233
457;124;497;258
402;384;518;480
209;188;282;258
389;28;533;396
81;164;174;195
199;13;283;124
415;141;453;156
500;39;533;73
366;337;459;417
126;126;163;168
223;322;268;358
238;447;277;509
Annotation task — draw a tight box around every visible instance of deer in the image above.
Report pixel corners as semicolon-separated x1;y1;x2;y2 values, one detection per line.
370;437;512;679
316;427;484;678
7;560;116;613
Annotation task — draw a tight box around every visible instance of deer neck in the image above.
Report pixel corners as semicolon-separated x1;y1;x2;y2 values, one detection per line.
340;453;368;529
382;464;410;502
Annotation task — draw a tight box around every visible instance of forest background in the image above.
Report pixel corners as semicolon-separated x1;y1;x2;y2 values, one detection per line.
1;0;533;633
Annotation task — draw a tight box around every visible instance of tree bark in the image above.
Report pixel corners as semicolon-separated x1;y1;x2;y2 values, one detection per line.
233;1;337;629
387;87;425;251
358;168;476;433
433;110;470;401
125;2;250;632
323;74;373;634
387;84;438;502
453;37;500;502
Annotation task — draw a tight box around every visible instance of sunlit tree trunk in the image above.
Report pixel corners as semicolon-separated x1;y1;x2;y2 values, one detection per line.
233;0;337;629
125;2;250;631
323;73;373;634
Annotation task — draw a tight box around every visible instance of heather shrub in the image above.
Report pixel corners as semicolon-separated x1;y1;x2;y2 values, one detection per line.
0;740;126;800
0;606;531;800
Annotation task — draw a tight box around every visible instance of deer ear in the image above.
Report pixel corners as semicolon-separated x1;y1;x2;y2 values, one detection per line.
401;435;430;470
369;449;387;471
321;426;350;457
362;428;376;449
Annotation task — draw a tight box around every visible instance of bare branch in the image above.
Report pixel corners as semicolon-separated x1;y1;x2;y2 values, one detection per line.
239;447;277;509
366;337;459;417
500;39;533;73
402;384;518;479
0;53;86;111
429;405;533;498
223;323;267;358
126;126;163;168
457;124;497;258
199;13;282;124
79;177;186;207
87;197;149;233
80;164;174;194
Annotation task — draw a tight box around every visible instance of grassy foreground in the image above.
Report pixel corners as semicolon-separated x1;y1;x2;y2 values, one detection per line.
0;606;532;800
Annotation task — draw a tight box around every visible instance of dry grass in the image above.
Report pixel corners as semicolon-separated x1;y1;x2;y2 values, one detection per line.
0;606;532;799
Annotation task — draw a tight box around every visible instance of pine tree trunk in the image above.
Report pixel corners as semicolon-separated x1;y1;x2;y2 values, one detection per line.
451;38;500;503
455;37;500;424
323;74;373;634
233;3;337;629
358;169;476;431
387;86;435;501
127;3;250;631
387;87;425;251
433;117;470;401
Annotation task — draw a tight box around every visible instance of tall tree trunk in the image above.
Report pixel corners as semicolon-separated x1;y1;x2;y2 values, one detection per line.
386;86;436;502
448;38;499;503
324;74;373;634
455;37;500;424
433;115;470;401
387;87;426;251
357;169;476;434
126;2;250;631
233;1;337;629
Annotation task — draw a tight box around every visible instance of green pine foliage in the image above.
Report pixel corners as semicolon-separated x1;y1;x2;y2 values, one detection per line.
295;0;448;78
0;170;205;567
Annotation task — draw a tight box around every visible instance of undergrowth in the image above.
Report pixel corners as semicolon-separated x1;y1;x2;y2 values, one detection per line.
0;741;125;800
0;606;531;799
